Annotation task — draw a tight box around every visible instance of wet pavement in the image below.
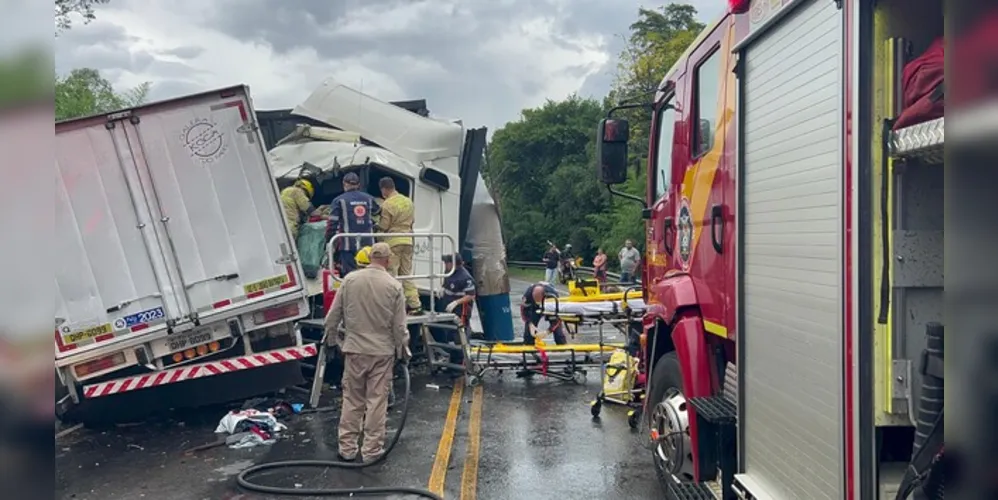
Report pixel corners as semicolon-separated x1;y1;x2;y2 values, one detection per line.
56;279;661;499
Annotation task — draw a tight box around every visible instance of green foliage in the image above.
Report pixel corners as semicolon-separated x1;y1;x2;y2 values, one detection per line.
55;0;111;34
486;3;705;266
55;68;151;121
0;46;53;110
484;95;608;261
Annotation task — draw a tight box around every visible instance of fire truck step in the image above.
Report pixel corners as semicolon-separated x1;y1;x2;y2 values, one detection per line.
666;480;717;499
688;396;737;426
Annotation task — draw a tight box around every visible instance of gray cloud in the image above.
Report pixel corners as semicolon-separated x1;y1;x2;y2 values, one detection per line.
160;46;205;59
55;0;722;132
146;79;205;102
193;0;628;128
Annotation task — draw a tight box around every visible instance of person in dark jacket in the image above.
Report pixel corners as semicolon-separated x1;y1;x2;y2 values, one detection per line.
542;244;560;283
326;172;379;276
520;282;567;345
430;253;476;372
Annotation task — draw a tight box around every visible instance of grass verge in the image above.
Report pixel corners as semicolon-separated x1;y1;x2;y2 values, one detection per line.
506;266;546;283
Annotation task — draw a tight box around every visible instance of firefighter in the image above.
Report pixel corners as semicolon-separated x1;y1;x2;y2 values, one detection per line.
325;172;378;276
354;246;371;268
376;177;422;314
323;242;410;463
520;282;568;345
280;177;320;240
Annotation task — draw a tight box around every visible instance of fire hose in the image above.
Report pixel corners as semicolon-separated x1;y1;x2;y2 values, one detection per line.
235;359;442;499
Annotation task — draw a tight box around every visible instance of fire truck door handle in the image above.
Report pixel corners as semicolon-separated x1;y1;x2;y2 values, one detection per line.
710;205;724;254
663;217;675;254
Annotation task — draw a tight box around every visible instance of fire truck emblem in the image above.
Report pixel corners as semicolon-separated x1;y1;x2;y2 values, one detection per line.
677;200;693;270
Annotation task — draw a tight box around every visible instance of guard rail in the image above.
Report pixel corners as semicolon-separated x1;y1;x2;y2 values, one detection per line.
506;260;641;284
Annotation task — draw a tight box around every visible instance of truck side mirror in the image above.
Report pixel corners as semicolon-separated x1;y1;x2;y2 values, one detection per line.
596;118;629;185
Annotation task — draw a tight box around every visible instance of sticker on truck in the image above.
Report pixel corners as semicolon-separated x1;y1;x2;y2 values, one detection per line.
114;307;166;330
61;323;113;344
244;274;290;295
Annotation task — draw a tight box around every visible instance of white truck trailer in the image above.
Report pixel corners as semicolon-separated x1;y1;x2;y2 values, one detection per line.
55;86;314;421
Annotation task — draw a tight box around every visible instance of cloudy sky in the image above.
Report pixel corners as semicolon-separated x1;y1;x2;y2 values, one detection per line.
55;0;720;132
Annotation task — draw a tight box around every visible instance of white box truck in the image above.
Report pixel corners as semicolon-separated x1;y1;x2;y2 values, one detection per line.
55;86;314;420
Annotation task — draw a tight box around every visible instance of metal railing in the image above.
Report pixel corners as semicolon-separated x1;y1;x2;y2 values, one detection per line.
506;260;641;284
327;232;458;314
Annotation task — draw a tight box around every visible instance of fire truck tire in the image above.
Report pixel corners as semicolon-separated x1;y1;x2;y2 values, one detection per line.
647;351;694;487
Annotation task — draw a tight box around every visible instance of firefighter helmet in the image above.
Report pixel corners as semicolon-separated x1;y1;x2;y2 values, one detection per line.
355;246;372;267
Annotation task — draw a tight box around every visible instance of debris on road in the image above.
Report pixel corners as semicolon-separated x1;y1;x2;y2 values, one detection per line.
226;431;274;449
216;400;300;449
184;438;227;455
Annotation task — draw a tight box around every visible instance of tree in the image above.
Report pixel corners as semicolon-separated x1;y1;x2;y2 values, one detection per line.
55;0;111;34
616;4;705;97
484;96;609;262
486;3;706;265
0;47;53;109
55;68;150;121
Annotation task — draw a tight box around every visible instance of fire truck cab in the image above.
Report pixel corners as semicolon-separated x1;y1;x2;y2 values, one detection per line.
596;0;949;499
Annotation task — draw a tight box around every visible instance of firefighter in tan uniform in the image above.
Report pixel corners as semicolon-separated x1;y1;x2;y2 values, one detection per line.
376;177;422;314
323;242;410;462
280;178;319;240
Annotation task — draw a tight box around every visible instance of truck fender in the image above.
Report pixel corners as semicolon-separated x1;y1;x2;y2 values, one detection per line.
649;273;700;323
670;310;713;482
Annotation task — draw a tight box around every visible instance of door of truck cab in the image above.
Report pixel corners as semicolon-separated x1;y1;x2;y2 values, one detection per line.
647;20;737;339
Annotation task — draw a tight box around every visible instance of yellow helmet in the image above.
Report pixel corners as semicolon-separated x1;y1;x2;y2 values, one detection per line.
295;178;315;198
355;246;372;267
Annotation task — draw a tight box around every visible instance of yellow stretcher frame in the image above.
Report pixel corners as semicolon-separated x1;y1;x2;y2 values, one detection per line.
469;342;625;354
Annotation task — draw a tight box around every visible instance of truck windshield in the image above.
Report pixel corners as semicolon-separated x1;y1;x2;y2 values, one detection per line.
653;101;676;201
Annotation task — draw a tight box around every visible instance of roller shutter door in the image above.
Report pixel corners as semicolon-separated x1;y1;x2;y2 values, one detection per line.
740;0;845;498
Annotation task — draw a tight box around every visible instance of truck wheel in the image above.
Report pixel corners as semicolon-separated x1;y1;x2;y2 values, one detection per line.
647;351;695;485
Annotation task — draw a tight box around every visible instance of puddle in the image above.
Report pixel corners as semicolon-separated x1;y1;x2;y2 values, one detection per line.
213;459;254;477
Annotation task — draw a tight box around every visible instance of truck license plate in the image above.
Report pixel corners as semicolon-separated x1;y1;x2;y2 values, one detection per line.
62;323;113;344
168;329;213;352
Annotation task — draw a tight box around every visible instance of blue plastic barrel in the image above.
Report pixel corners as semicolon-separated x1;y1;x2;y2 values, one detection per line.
476;293;515;341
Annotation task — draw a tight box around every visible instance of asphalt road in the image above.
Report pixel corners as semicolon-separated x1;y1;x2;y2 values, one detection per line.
55;279;662;499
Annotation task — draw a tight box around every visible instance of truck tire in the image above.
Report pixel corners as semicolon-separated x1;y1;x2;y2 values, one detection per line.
647;351;695;487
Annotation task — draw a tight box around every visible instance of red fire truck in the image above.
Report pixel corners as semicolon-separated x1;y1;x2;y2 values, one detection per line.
596;0;947;499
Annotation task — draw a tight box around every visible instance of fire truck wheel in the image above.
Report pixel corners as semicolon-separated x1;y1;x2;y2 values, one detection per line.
647;351;694;486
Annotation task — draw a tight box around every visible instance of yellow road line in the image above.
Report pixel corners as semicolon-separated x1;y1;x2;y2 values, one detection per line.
428;379;464;496
460;385;484;500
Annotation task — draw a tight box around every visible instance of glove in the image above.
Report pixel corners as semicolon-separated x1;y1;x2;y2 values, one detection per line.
435;288;445;299
445;301;459;314
396;345;412;364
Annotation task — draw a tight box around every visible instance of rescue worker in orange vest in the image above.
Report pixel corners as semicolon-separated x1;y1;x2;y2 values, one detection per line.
280;177;319;240
323;242;410;463
375;177;422;314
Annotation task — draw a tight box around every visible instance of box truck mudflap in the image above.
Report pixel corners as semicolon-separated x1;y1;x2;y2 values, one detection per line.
55;85;310;407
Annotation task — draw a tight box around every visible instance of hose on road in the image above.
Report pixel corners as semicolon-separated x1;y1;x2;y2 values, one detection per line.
236;362;442;499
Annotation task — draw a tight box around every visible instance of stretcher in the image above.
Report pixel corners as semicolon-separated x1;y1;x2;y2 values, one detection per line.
464;286;645;387
466;341;625;384
537;287;646;340
536;287;647;427
541;298;646;316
